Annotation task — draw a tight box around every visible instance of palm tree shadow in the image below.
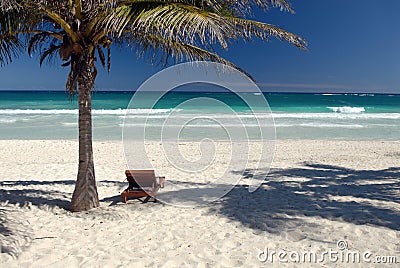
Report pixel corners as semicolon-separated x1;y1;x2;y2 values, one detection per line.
0;180;76;210
0;207;32;258
216;163;400;233
0;208;13;236
0;180;128;209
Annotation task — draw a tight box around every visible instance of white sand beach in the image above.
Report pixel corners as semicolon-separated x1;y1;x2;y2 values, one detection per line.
0;140;399;267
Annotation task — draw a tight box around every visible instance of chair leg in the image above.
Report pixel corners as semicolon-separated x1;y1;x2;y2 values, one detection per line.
142;196;151;203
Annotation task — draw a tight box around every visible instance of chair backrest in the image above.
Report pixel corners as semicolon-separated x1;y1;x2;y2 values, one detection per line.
125;170;156;188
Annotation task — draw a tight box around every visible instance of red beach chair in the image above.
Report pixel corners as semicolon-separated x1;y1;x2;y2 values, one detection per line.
121;170;165;203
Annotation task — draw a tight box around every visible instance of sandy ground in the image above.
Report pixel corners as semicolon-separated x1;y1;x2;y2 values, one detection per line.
0;139;399;267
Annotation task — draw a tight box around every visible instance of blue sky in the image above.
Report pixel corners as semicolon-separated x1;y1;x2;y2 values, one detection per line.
0;0;399;93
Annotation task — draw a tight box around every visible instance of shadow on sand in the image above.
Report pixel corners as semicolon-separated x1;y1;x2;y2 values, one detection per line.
1;164;398;235
0;207;32;258
0;180;127;210
0;180;76;210
158;162;399;232
217;163;399;232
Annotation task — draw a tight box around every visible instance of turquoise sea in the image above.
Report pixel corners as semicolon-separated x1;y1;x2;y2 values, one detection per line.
0;90;399;140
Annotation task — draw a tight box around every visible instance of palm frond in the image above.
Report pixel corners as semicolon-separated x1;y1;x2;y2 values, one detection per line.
251;0;294;13
0;4;24;65
114;0;294;15
39;44;61;66
0;33;21;66
106;2;306;51
228;17;307;49
0;0;21;12
107;45;111;71
28;31;62;56
125;30;254;79
104;3;237;48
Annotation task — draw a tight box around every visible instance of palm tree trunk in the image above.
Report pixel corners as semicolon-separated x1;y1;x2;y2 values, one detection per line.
70;55;100;212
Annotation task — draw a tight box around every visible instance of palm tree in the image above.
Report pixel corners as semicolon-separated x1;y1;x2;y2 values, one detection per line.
0;0;306;212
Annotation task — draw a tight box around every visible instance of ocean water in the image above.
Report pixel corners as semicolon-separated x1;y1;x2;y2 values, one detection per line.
0;90;399;140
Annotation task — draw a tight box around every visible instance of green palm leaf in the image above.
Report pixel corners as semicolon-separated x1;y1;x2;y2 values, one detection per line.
128;30;254;77
0;5;22;65
102;1;306;51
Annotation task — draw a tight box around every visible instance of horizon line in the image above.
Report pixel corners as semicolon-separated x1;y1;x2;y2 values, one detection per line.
0;89;399;95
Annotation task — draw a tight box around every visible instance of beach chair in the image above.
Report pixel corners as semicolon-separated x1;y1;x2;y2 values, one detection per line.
121;170;165;203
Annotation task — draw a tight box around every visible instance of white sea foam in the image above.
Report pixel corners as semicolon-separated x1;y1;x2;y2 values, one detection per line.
327;106;365;113
122;123;262;127
1;108;399;121
219;112;400;120
123;121;366;129
100;108;177;115
123;112;400;120
272;113;400;119
0;109;77;115
357;93;375;97
123;114;171;119
276;123;364;128
0;118;17;123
